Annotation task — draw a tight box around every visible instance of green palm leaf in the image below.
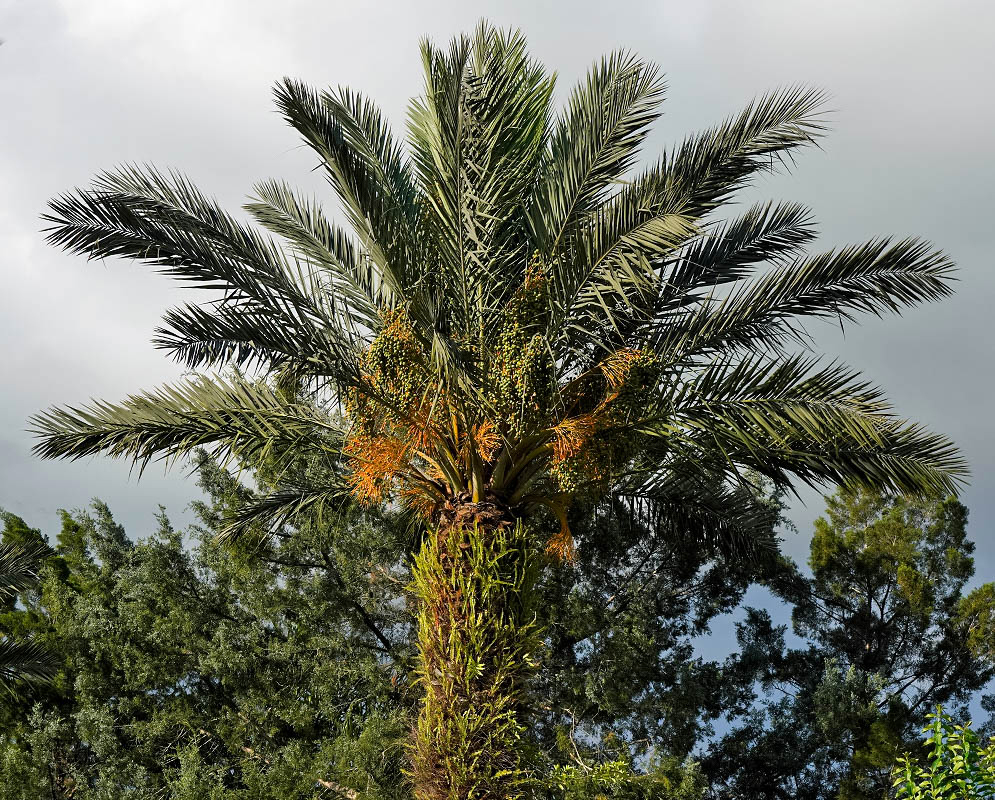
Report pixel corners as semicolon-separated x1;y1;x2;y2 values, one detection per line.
245;179;383;335
274;78;421;301
216;482;352;544
663;201;818;305
656;85;827;218
530;51;666;256
612;469;781;558
0;639;58;691
409;23;557;331
0;540;51;600
30;376;344;475
655;237;955;360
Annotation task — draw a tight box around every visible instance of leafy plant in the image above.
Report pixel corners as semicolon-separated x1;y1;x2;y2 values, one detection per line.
893;708;995;799
547;757;704;800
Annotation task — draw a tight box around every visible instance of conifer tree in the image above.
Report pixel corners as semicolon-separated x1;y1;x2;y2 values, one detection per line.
707;489;995;800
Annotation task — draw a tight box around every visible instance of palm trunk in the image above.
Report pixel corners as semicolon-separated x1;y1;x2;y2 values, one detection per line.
410;496;540;800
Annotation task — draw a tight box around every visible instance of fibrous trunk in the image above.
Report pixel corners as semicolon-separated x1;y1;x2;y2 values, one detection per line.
410;498;541;800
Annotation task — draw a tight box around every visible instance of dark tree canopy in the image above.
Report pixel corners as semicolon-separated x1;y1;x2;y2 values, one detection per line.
2;474;992;799
1;457;754;798
705;489;995;800
0;460;413;799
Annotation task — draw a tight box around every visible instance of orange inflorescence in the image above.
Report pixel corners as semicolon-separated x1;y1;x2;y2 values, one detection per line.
405;404;443;452
344;433;410;505
599;347;646;391
474;420;501;463
545;524;576;563
551;414;599;462
345;308;454;511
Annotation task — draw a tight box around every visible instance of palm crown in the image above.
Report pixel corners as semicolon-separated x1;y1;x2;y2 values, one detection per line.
33;23;965;553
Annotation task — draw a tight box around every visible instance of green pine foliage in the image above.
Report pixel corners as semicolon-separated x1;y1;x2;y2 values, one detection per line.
1;457;791;798
3;473;994;798
533;477;793;763
0;458;413;799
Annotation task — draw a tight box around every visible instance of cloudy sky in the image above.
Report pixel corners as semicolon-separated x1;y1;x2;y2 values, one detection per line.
2;0;993;588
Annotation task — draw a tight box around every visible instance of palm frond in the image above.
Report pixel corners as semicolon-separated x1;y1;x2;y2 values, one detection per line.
0;639;59;691
30;376;344;474
723;418;965;497
649;405;965;498
408;22;555;330
0;540;51;600
674;356;893;450
152;299;323;372
681;354;886;411
217;482;352;544
47;166;308;302
614;469;780;558
245;179;383;335
654;237;956;360
0;542;57;692
655;85;828;219
531;51;666;256
621;351;966;497
274;78;420;304
663;201;818;306
43;166;360;381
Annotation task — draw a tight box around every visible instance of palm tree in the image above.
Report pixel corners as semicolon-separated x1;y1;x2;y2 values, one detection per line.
0;540;58;691
33;22;965;800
